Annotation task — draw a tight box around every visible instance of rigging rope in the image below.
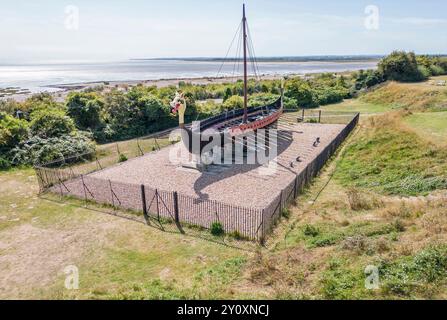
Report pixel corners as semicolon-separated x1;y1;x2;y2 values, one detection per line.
217;21;243;78
216;13;263;89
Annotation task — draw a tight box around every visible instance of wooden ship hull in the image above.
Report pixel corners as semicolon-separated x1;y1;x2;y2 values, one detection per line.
180;97;283;155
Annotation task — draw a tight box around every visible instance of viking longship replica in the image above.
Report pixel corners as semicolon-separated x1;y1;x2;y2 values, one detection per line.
171;4;283;157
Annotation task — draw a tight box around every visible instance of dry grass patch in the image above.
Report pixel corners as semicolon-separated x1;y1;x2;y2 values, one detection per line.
360;81;447;112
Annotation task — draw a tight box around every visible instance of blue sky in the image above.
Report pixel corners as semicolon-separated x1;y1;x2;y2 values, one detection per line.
1;0;446;63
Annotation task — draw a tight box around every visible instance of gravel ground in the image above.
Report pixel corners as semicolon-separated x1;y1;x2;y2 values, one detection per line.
61;123;345;208
52;122;347;238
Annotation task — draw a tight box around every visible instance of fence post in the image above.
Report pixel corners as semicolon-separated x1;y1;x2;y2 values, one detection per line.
173;192;185;234
96;156;103;170
260;209;265;246
294;175;299;199
302;109;305;122
318;110;322;123
141;184;149;224
279;189;284;213
109;180;115;209
137;138;144;156
81;174;88;207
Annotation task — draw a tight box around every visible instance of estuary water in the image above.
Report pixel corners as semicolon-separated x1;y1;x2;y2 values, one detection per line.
0;59;378;93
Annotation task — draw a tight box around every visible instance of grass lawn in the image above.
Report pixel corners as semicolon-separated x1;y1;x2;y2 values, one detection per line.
2;80;447;299
359;81;447;112
334;113;447;196
0;169;249;299
321;99;393;114
404;111;447;142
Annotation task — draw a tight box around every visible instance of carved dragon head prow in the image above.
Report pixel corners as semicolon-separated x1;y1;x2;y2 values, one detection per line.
170;91;187;127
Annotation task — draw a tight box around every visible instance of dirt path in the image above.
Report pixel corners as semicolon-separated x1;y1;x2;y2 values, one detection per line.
0;214;119;299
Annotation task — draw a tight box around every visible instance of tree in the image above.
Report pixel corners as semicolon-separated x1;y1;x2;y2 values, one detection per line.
22;93;61;115
285;78;316;108
223;87;233;102
378;51;425;82
30;109;76;139
248;93;278;108
0;112;29;152
0;99;21;116
66;92;104;130
223;95;244;110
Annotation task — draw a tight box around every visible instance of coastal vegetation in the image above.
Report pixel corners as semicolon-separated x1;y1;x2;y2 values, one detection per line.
1;51;446;171
1;76;447;299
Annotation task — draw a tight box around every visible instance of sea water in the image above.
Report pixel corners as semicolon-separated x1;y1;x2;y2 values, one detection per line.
0;59;378;93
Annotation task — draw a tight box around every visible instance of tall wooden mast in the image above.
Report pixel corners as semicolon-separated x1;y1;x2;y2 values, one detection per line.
242;4;248;123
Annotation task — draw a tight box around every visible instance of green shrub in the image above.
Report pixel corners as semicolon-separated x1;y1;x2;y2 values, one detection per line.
281;208;291;219
380;245;447;296
22;93;62;115
0;99;20;115
102;88;175;141
285;78;316;108
378;51;425;82
30;109;75;138
248;93;278;108
320;260;360;299
10;132;95;166
223;95;244;110
418;65;432;79
210;222;224;236
118;153;128;163
66;92;104;130
303;224;320;237
228;230;248;241
0;157;11;170
0;112;29;151
430;65;445;76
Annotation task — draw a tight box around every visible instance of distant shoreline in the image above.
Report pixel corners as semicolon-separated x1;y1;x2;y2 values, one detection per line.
1;60;379;102
44;59;380;90
132;55;383;63
2;74;291;102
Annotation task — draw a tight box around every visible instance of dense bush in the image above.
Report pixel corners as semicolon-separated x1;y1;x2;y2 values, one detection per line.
211;222;224;236
66;92;104;130
30;109;76;138
313;86;348;105
22;93;62;116
0;112;29;152
101;88;176;141
378;51;426;82
0;156;11;170
1;105;95;168
10;131;95;166
285;78;316;108
223;95;244;110
353;69;384;90
0;99;21;115
2;51;445;171
248;93;278;107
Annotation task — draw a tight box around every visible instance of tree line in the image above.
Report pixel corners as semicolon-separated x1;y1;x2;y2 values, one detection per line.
1;51;446;169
